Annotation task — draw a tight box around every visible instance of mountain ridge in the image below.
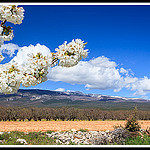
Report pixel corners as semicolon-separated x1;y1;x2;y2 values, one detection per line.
0;89;150;110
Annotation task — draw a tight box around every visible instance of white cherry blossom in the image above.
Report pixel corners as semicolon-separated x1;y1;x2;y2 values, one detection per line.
0;5;24;24
55;39;88;67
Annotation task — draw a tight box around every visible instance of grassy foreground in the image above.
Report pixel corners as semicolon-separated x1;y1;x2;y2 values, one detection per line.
0;131;56;145
125;134;150;145
0;130;150;145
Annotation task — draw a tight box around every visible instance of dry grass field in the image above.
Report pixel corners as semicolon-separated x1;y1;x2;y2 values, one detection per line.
0;120;149;132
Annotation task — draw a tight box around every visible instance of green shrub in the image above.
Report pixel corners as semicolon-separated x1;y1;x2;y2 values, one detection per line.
0;135;4;140
125;116;141;132
125;107;141;132
47;130;54;134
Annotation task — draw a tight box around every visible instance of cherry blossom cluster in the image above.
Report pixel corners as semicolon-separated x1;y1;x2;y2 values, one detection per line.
0;5;24;48
0;5;24;25
0;63;22;94
55;39;88;67
0;52;52;94
21;52;52;88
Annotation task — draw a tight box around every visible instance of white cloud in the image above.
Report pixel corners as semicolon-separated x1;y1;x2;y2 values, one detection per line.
48;56;126;92
130;76;150;96
120;67;129;76
47;56;150;97
55;88;65;92
0;43;20;57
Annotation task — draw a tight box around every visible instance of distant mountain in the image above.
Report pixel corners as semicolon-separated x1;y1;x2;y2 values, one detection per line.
0;89;150;110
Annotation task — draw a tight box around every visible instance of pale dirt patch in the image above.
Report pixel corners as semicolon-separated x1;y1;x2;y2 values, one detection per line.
0;120;149;132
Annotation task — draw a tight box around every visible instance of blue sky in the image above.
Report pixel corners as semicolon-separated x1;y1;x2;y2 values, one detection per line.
2;4;150;98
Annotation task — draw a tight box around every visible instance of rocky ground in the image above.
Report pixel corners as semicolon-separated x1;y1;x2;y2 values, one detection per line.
45;128;137;145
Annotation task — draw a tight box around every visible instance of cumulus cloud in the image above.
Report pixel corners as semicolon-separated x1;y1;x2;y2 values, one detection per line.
130;76;150;96
0;43;20;57
47;56;150;97
48;56;126;92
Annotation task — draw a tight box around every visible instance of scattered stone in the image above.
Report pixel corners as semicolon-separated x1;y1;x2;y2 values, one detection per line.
0;140;3;143
140;129;145;133
24;132;29;134
46;133;52;138
90;128;131;145
105;130;110;133
83;140;89;145
16;139;28;145
70;129;77;132
46;128;134;145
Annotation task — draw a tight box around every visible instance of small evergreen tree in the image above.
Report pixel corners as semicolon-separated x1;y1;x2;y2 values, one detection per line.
125;106;141;132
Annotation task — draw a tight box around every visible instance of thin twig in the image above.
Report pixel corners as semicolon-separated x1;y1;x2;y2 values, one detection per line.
51;58;58;65
0;19;6;27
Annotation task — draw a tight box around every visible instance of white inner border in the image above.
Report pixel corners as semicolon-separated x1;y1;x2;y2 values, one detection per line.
0;2;150;148
0;2;150;5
